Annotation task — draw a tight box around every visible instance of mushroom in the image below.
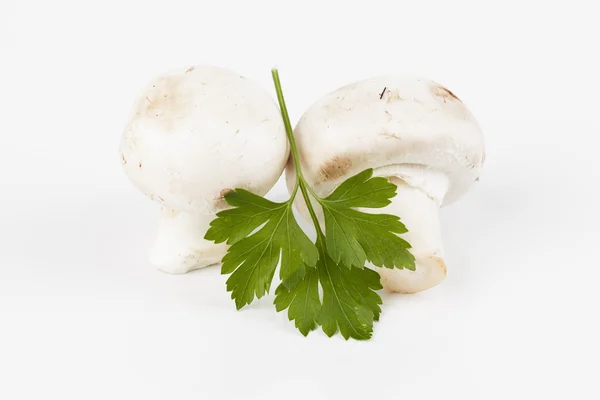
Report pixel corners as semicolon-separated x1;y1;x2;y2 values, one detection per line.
121;65;288;274
286;75;485;293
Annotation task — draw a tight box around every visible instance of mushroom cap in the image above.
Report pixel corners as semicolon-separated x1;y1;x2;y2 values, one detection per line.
286;75;484;205
121;65;288;214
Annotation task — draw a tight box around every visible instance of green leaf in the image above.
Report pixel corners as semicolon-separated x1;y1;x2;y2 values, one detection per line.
321;169;416;270
323;168;397;208
274;267;321;336
275;246;383;340
204;189;284;245
205;190;318;309
203;70;417;340
317;248;383;340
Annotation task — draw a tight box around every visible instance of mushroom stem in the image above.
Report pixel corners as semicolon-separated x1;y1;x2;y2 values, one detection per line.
377;176;447;293
149;208;227;274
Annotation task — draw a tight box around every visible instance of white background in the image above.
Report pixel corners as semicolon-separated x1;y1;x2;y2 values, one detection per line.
1;1;599;399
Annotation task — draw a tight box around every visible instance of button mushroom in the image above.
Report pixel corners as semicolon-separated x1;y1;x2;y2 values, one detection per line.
121;65;288;274
286;75;485;293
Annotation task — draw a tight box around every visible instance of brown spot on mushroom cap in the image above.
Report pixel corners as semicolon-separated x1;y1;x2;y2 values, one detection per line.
214;188;234;208
432;83;462;103
141;92;169;116
136;75;192;131
379;130;402;140
320;156;352;181
219;188;233;198
121;154;127;165
185;66;195;73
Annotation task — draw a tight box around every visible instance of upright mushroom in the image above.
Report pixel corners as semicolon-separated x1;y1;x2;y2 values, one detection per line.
287;75;485;293
121;65;288;274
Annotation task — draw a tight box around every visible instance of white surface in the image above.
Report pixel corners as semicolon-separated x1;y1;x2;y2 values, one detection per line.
1;1;599;399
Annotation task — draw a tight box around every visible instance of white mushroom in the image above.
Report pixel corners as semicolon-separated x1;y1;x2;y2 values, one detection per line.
286;75;484;293
121;65;288;274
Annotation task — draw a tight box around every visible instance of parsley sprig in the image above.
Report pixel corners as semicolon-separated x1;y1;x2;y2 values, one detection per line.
204;69;415;340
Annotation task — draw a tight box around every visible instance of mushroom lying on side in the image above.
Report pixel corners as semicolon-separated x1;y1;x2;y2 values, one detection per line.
121;65;288;274
287;75;485;293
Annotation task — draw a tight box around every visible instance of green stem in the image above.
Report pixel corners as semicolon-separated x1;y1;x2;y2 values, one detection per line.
271;69;303;178
271;69;326;243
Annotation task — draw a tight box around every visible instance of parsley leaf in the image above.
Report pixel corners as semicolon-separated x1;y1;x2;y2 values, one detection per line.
320;169;416;270
205;190;318;309
316;246;383;340
321;168;397;208
274;244;383;340
203;189;284;246
274;267;320;336
203;69;415;340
